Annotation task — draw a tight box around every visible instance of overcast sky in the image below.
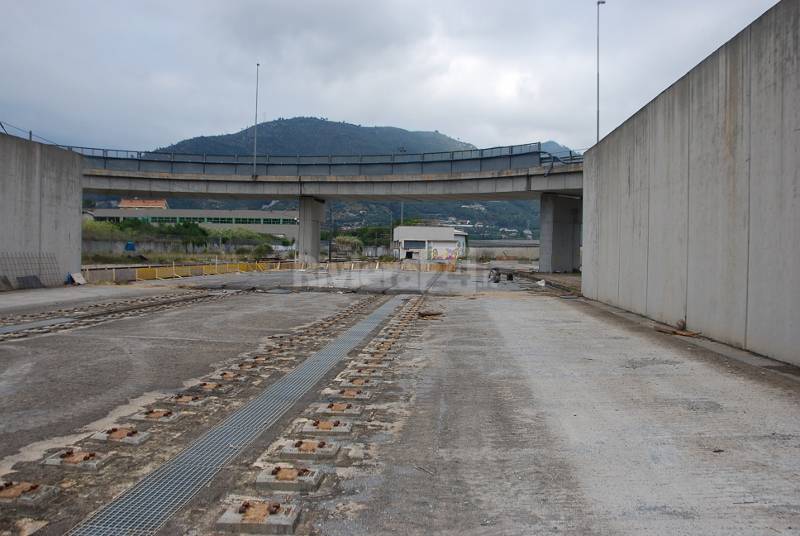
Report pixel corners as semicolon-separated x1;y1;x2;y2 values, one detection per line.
0;0;778;152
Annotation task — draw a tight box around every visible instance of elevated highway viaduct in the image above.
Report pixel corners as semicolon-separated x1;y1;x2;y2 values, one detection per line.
77;144;584;268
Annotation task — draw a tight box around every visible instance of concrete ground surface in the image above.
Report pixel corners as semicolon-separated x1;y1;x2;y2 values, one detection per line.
0;284;195;316
0;292;358;462
0;269;798;535
326;293;800;535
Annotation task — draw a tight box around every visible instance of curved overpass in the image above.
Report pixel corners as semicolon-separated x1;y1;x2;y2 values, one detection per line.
71;142;583;267
78;142;582;200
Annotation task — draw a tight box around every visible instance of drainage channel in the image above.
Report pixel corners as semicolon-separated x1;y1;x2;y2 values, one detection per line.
67;295;404;536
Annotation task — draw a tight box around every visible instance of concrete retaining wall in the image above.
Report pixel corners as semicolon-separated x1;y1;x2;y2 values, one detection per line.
582;0;800;365
0;135;82;288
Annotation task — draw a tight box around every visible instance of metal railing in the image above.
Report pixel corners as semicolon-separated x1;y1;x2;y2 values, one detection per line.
1;119;584;177
73;143;582;177
60;141;542;162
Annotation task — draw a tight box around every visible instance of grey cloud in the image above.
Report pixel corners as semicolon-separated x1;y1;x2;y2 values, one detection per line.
0;0;778;151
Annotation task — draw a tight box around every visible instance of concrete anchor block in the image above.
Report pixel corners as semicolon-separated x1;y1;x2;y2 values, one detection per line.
167;393;209;407
244;356;271;365
338;377;379;389
191;381;234;395
312;402;363;417
359;351;392;360
357;352;390;359
0;481;58;506
259;354;296;363
236;362;265;373
217;498;300;535
322;387;372;401
131;408;182;423
297;419;353;436
43;448;112;471
90;426;150;445
342;367;384;378
255;463;324;492
352;356;390;366
209;370;248;382
270;438;340;460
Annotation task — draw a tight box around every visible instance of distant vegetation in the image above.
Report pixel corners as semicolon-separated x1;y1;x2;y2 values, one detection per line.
82;219;290;246
81;220;291;265
322;224;397;247
81;252;250;266
158;117;475;156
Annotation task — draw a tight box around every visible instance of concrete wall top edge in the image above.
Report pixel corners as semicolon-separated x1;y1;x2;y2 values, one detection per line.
587;0;781;156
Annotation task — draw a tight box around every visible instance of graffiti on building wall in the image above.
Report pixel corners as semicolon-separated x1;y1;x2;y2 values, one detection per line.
429;245;463;260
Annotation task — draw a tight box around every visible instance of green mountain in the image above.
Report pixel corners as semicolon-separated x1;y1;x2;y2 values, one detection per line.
159;117;475;156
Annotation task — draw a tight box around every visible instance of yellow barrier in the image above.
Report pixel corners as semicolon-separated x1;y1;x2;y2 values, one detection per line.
131;259;454;282
136;267;158;280
135;261;285;281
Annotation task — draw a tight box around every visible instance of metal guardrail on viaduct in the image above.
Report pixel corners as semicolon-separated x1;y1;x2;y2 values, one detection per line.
65;142;583;177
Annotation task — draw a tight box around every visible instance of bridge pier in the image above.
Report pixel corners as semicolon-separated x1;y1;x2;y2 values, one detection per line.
538;193;582;273
297;197;325;264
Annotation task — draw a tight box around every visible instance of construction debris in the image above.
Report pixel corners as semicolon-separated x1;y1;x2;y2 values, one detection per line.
655;325;701;337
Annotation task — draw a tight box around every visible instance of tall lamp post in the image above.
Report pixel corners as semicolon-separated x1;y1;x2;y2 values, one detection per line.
253;62;260;177
596;1;606;144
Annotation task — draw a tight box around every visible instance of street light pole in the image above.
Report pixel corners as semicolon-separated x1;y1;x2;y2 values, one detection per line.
596;1;605;144
253;62;260;177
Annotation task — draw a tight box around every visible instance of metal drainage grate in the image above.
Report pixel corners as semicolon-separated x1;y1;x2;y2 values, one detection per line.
68;296;404;535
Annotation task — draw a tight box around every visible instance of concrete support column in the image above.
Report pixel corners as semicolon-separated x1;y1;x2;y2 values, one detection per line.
538;193;582;272
298;196;325;264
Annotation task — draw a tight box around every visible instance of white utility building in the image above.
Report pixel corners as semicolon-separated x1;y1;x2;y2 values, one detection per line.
392;226;467;261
